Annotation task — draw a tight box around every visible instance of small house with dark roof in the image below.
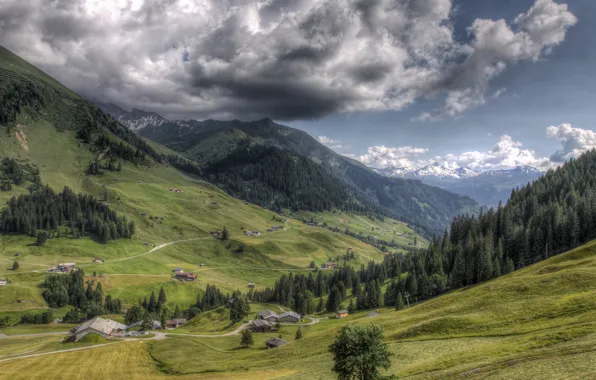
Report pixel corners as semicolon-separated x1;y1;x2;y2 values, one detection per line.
258;310;279;322
266;337;288;349
278;311;301;323
251;319;273;333
166;319;187;328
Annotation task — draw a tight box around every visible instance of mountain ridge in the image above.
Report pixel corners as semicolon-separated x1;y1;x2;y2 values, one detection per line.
95;102;479;237
374;162;543;207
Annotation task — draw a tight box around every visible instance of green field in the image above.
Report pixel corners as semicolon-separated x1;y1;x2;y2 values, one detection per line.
290;210;428;249
1;239;596;379
0;114;395;322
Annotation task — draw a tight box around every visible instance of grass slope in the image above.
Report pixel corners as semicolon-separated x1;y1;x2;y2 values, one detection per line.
0;81;395;322
2;239;596;379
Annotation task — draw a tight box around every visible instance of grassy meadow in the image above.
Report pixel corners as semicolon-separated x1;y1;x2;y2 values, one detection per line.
0;120;392;323
1;239;596;379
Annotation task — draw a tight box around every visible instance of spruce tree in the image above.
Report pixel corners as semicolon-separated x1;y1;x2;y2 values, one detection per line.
240;329;254;348
396;292;405;310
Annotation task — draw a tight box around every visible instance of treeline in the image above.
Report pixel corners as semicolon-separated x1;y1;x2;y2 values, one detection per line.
253;149;596;312
20;310;54;324
205;143;366;213
0;185;135;242
42;269;123;321
0;76;44;125
165;154;203;177
0;157;40;191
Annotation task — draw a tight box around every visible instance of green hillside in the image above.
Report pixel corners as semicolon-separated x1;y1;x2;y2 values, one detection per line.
0;46;399;323
135;116;479;237
1;238;595;379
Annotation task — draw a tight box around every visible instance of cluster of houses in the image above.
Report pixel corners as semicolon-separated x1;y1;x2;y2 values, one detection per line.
173;268;197;281
250;309;302;333
47;262;76;273
69;316;188;342
266;225;284;233
169;187;184;193
244;230;261;237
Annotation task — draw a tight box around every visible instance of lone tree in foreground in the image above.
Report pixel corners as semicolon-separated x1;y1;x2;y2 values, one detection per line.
329;324;392;380
240;328;254;348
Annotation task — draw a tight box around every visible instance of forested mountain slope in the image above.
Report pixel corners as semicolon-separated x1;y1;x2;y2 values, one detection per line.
111;111;479;237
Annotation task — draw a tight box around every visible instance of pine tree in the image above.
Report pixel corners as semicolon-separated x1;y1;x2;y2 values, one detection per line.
158;287;167;306
295;327;303;340
347;298;355;314
396;292;405;310
240;329;254;348
316;297;324;313
148;291;157;313
160;313;167;330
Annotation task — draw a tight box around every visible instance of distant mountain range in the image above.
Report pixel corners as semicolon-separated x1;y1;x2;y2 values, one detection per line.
374;163;543;207
95;102;479;237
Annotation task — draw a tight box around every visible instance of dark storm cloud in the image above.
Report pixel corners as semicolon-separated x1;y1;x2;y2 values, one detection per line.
0;0;577;121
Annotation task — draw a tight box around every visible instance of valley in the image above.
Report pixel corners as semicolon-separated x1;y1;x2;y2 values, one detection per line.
1;33;596;380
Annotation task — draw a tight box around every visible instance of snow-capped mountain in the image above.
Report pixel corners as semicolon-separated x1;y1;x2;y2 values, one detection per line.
95;101;206;133
374;163;543;206
374;162;479;180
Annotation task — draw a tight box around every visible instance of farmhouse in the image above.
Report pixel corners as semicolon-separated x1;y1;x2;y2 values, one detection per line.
70;317;127;342
166;319;187;328
258;310;279;322
266;337;288;349
244;230;262;237
247;282;256;289
251;319;273;332
48;262;77;273
321;262;337;269
336;310;348;319
278;311;301;323
174;272;197;281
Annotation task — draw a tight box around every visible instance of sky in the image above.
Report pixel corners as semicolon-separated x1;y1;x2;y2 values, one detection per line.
1;0;595;171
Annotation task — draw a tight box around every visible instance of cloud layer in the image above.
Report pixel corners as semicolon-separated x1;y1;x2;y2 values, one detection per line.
355;124;596;171
0;0;577;120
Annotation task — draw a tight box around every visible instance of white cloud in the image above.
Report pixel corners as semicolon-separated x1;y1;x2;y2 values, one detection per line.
356;125;596;172
492;88;507;99
547;124;596;162
318;136;344;149
0;0;577;120
414;0;577;121
357;146;429;168
436;135;551;170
